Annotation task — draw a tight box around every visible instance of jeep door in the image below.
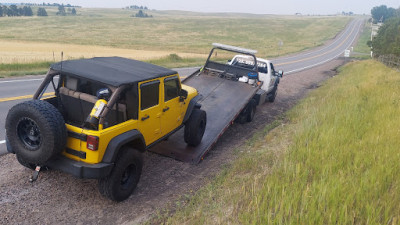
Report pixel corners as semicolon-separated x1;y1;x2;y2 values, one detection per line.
161;76;185;135
138;80;162;145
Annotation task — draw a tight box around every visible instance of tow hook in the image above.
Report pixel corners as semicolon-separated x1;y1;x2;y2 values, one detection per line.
29;166;41;182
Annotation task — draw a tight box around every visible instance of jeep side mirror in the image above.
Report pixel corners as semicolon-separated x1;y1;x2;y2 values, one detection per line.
278;70;283;77
179;89;188;102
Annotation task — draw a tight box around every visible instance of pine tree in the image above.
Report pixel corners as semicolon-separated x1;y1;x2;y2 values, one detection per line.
37;7;48;16
23;6;33;16
9;5;19;17
56;5;66;16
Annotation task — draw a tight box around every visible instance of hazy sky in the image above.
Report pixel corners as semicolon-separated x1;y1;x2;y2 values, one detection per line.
3;0;400;15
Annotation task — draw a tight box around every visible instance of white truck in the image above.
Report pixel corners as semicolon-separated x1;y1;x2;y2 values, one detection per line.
228;54;282;103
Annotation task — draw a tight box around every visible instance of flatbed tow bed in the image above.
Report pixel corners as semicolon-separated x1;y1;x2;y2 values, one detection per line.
150;44;262;163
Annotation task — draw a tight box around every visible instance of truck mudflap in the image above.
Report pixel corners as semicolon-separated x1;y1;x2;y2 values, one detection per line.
149;73;260;164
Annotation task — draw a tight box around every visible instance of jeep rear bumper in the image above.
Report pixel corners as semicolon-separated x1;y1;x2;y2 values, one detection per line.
46;156;113;179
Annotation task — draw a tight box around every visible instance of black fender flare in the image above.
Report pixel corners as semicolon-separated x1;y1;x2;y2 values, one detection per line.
183;95;202;124
102;130;145;163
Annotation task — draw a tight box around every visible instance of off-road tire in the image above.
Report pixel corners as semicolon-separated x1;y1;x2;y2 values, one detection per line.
268;84;278;102
98;147;143;202
184;108;207;146
16;154;50;171
246;99;256;122
16;154;36;170
6;100;67;165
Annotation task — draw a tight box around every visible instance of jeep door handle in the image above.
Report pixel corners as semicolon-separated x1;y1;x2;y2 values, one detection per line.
141;115;150;121
163;106;170;112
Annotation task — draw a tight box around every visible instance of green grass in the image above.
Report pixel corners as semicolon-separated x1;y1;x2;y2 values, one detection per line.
0;62;51;77
0;54;206;78
353;18;372;59
146;54;205;68
150;60;400;224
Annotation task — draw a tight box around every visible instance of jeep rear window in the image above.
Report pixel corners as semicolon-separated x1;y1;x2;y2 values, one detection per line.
164;77;180;102
140;81;160;110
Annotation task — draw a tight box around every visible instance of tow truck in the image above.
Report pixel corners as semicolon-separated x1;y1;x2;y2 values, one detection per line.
150;43;283;163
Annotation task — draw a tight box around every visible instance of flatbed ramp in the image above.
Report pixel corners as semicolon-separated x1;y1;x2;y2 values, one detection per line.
149;73;259;163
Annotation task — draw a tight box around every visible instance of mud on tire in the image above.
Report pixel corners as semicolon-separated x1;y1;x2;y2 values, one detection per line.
6;100;67;165
98;147;143;202
184;108;207;146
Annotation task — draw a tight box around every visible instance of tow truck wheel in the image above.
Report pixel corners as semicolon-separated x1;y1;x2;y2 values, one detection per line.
268;84;278;102
98;147;143;202
184;108;207;146
246;99;256;122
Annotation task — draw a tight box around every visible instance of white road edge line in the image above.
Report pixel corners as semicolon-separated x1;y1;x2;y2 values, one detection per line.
0;78;44;84
285;21;361;75
274;20;359;62
0;140;5;144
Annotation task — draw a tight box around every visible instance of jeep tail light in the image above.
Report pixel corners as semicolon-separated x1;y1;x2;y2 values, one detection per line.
87;135;99;151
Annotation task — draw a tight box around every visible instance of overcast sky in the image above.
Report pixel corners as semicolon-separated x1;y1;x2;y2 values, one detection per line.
2;0;400;15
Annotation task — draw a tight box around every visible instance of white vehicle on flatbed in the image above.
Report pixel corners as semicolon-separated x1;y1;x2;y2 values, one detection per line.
228;54;282;103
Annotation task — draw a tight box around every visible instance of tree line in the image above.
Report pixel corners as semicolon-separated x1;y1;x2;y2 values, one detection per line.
0;4;77;17
22;3;80;8
132;10;152;18
371;5;399;23
56;5;77;16
370;5;400;57
0;5;34;17
126;5;149;10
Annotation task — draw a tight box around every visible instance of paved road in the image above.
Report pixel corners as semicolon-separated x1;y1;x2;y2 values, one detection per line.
272;18;363;74
0;18;364;155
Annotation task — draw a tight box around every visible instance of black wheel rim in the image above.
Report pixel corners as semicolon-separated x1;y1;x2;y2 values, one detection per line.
120;164;136;190
17;117;41;150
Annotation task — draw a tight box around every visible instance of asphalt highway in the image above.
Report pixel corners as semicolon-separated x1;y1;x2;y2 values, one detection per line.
0;18;364;155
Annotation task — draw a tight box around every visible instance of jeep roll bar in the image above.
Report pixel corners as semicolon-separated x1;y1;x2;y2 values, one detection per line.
33;69;129;130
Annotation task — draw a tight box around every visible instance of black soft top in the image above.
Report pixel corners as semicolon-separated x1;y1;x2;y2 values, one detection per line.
50;57;177;87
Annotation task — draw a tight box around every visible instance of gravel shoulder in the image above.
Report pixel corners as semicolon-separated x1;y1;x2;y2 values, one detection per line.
0;58;347;225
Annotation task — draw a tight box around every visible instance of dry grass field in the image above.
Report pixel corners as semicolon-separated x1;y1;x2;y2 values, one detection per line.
0;8;350;76
0;40;205;64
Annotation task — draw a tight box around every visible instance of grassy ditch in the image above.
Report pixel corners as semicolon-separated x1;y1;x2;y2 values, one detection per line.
353;19;372;59
0;54;206;78
147;54;205;68
152;60;400;224
0;62;51;78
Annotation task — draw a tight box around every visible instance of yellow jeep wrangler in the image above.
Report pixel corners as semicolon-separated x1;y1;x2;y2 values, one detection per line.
5;57;206;201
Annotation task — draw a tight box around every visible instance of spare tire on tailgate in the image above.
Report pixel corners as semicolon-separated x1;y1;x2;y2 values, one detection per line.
6;100;67;165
